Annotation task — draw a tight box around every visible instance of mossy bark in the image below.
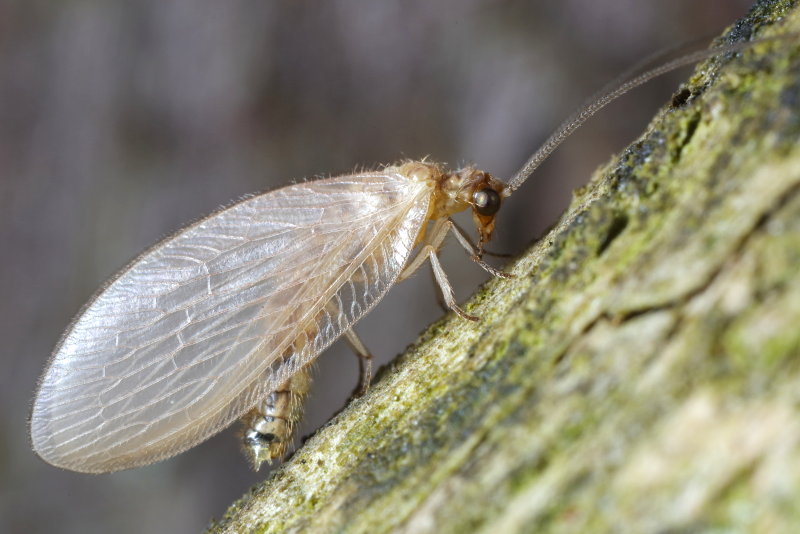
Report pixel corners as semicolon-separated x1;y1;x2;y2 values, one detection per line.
209;2;800;532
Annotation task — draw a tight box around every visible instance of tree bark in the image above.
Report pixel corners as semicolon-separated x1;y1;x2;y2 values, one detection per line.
209;2;800;532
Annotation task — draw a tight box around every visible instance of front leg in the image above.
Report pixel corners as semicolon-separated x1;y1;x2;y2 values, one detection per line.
448;220;514;280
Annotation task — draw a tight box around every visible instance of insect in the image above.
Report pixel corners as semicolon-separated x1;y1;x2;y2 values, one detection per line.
30;33;778;473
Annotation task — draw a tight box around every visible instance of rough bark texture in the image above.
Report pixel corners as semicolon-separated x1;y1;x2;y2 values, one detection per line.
209;2;800;532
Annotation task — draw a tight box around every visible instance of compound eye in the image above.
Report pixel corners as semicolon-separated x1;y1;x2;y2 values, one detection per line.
473;188;501;216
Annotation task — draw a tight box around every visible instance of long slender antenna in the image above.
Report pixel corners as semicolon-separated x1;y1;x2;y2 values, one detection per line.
504;32;794;194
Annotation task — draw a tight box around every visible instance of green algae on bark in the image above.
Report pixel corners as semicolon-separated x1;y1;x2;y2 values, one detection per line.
210;2;800;533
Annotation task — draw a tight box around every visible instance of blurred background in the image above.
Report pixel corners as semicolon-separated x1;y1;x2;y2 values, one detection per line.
1;1;755;532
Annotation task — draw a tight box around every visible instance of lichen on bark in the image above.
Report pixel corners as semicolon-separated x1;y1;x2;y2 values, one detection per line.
209;1;800;532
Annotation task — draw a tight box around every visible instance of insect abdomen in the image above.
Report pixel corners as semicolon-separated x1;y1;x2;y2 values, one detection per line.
240;365;312;470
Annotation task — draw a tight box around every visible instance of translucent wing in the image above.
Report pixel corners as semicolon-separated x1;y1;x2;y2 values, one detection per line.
31;172;432;473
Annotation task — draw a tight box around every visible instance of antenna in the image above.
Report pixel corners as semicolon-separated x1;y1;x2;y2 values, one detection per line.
504;32;794;194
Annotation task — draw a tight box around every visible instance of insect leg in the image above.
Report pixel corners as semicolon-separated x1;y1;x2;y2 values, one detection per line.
398;218;480;321
343;328;373;397
322;300;373;396
397;218;452;283
401;219;512;283
448;221;514;280
448;220;511;258
429;251;479;322
429;266;450;314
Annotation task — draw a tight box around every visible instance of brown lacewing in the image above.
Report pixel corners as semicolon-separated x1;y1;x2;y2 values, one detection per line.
30;34;776;473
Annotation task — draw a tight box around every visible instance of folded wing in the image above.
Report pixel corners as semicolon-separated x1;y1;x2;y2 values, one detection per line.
31;172;431;473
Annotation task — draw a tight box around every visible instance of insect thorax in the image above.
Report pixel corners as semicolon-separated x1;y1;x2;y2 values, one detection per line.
388;160;506;248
